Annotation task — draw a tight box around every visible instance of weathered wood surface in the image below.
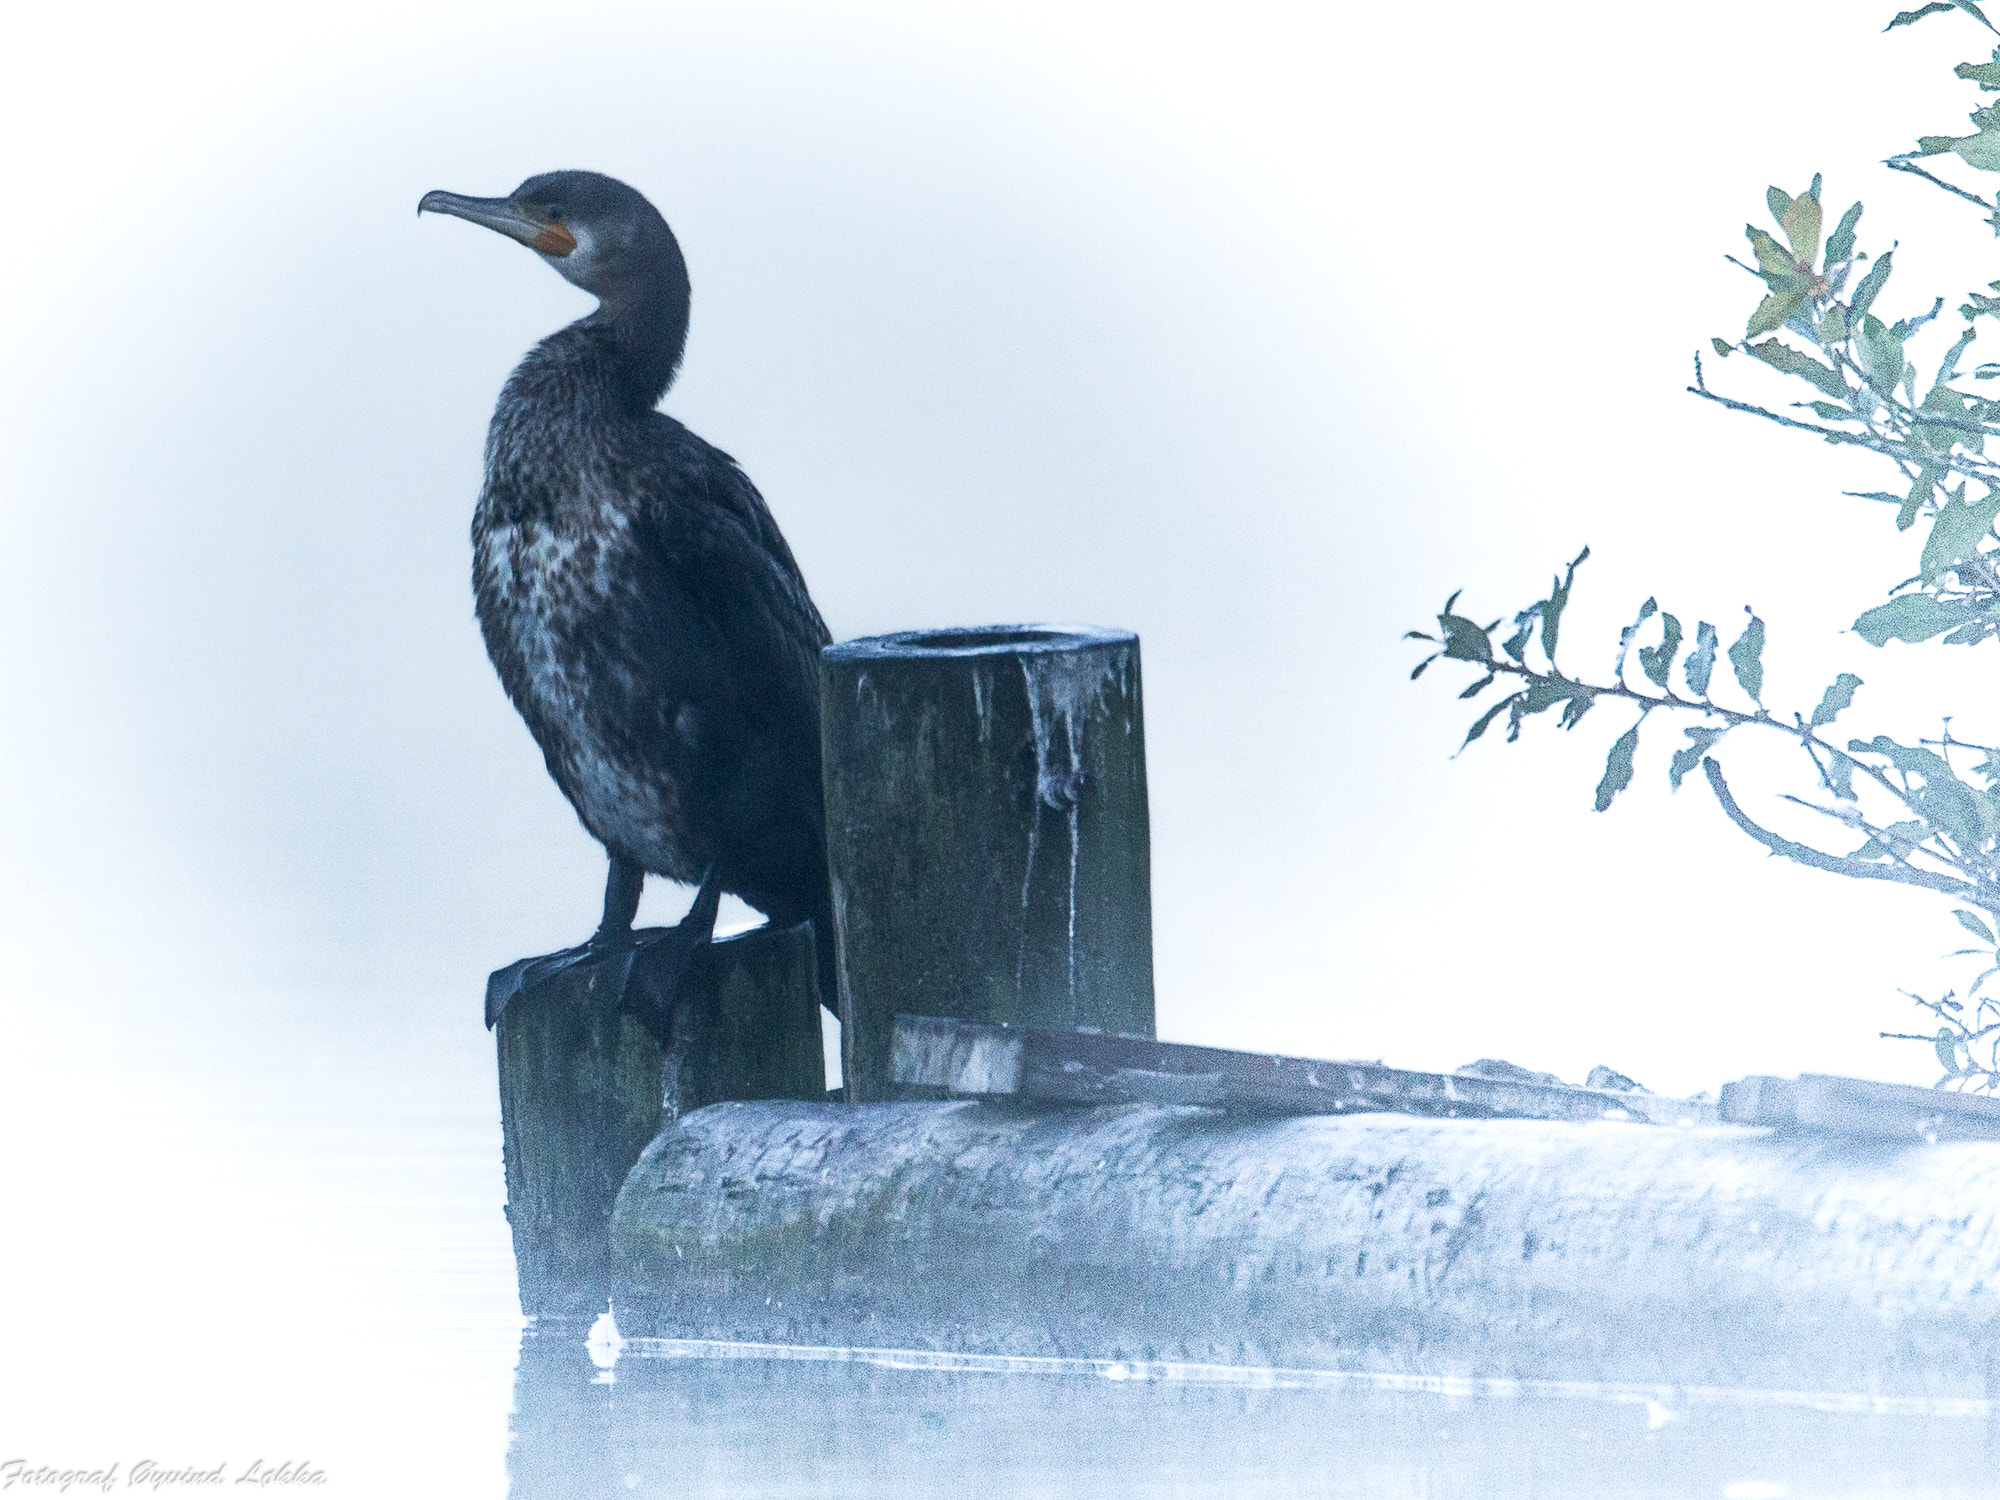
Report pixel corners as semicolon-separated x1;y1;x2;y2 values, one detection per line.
496;920;823;1316
611;1098;2000;1399
892;1013;1717;1125
820;626;1154;1101
1723;1071;2000;1140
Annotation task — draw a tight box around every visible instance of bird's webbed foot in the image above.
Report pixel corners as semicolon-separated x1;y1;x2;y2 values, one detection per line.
482;937;628;1030
483;860;724;1039
618;866;723;1043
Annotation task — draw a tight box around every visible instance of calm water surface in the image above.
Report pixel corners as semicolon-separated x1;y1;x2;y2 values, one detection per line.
6;991;1997;1498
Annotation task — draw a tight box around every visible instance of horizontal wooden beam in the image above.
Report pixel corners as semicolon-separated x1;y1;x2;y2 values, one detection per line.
1721;1072;2000;1140
609;1096;2000;1399
890;1014;1717;1126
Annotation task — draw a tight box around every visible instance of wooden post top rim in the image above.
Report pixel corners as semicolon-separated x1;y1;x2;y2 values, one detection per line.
822;624;1137;663
701;915;813;949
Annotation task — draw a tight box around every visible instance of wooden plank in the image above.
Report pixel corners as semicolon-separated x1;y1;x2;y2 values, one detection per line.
891;1014;1717;1125
1722;1071;2000;1140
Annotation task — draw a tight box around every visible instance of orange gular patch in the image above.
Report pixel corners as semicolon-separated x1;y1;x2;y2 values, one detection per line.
532;223;578;256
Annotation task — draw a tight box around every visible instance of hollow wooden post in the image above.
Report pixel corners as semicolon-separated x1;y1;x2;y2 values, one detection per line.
495;919;823;1317
820;625;1154;1102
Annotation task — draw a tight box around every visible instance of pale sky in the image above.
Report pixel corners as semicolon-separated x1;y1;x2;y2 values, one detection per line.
5;0;1997;1095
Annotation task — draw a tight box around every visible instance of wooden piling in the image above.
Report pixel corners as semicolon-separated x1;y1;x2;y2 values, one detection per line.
820;625;1155;1102
495;919;823;1317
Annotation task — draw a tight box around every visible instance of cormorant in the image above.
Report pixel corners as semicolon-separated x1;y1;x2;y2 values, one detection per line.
418;171;835;1031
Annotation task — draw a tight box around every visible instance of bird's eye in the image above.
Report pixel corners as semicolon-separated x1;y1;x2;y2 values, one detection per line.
546;205;566;223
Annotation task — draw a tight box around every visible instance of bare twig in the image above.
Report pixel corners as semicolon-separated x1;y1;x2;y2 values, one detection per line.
1885;156;1997;210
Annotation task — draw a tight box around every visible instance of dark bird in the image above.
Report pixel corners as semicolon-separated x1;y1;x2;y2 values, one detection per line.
418;171;835;1031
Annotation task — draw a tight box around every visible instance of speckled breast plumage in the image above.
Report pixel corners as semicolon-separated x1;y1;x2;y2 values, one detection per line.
473;497;703;884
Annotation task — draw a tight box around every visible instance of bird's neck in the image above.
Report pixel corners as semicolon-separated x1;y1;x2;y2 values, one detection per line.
587;268;690;411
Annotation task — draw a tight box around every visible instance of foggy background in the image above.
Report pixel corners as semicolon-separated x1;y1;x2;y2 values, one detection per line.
5;0;2000;1488
8;0;1992;1088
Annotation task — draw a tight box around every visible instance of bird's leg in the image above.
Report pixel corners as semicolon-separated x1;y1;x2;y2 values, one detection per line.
484;853;650;1029
625;861;722;1041
595;855;645;944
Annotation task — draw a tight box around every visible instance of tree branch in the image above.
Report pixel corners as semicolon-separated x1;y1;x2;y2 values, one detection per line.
1687;385;2000;485
1702;758;1980;898
1885;156;1996;211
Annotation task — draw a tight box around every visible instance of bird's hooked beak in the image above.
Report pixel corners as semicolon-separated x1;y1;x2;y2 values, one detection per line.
417;190;577;257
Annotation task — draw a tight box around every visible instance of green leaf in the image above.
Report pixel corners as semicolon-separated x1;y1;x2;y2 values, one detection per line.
1958;48;2000;88
1765;185;1793;227
1669;726;1726;789
1819;303;1849;345
1459;694;1519;752
1595;722;1641;812
1748;338;1846;397
1825;201;1863;266
1898;463;1940;531
1809;401;1852;419
1849;250;1893;322
1521;677;1589;714
1710;337;1735;358
1879;817;1933;856
1685;621;1719;696
1728;611;1766;702
1782;191;1823;263
1457;673;1495;699
1852;594;1982;645
1608;604;1656;688
1748;285;1811;338
1809;672;1864;726
1913;382;1979;457
1950;0;1995;30
1437;594;1494;664
1887;0;1956;27
1923;777;1986;849
1894;295;1944;341
1637;612;1683;689
1858;312;1906;395
1938;1027;1961;1074
1936;326;1978;386
1920;486;2000;580
1535;547;1589;668
1920;127;2000;170
1955;909;1997;943
1823;749;1860;801
1848;735;1953;781
1746;225;1796;279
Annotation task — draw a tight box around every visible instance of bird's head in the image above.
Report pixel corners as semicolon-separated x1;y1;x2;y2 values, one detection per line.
419;170;684;317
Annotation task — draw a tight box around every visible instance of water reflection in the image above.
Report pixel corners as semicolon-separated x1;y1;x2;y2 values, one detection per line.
507;1323;2000;1499
17;985;1998;1500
